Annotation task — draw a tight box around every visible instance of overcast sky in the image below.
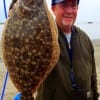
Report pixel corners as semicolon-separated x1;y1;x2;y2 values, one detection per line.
0;0;100;23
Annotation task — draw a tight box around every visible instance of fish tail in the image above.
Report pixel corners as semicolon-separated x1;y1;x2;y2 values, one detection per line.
21;91;34;100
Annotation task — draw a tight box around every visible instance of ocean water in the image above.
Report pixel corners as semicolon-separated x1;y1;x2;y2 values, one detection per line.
76;22;100;40
0;22;100;40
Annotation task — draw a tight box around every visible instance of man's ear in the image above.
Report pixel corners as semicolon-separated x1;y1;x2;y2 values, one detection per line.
76;6;78;10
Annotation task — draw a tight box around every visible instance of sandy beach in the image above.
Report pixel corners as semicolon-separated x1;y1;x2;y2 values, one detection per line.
0;39;100;100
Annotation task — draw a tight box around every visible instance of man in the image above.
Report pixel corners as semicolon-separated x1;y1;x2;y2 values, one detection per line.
36;0;99;100
9;0;99;100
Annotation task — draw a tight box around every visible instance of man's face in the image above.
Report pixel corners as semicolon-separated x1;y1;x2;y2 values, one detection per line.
52;0;78;28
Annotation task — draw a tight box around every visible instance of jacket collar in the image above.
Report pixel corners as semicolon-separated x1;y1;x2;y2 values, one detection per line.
57;25;77;40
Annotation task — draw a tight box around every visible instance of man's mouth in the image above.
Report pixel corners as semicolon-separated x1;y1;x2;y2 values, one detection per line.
63;17;73;21
64;16;72;18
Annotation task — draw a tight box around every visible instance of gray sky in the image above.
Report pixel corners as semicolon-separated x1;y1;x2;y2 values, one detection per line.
0;0;100;23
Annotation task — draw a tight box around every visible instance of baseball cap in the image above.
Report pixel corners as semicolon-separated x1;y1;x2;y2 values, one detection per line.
51;0;80;6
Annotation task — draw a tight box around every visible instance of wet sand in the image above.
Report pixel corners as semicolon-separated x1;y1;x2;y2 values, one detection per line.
0;39;100;100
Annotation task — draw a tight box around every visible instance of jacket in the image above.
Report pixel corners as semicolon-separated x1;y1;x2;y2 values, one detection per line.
35;26;99;100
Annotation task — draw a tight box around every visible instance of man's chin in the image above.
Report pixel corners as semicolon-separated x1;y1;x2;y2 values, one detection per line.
62;20;73;27
62;22;73;27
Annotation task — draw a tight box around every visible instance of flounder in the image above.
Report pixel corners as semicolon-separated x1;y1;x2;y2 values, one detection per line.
2;0;60;99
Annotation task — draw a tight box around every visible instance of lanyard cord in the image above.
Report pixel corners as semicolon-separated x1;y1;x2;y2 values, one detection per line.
68;32;78;89
3;0;7;18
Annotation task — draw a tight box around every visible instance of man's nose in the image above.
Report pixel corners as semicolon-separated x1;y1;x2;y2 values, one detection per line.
64;6;73;13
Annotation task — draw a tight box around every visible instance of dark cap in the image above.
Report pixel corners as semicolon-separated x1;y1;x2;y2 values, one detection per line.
51;0;80;6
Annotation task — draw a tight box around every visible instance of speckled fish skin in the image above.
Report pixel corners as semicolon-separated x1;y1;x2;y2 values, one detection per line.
2;0;60;100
